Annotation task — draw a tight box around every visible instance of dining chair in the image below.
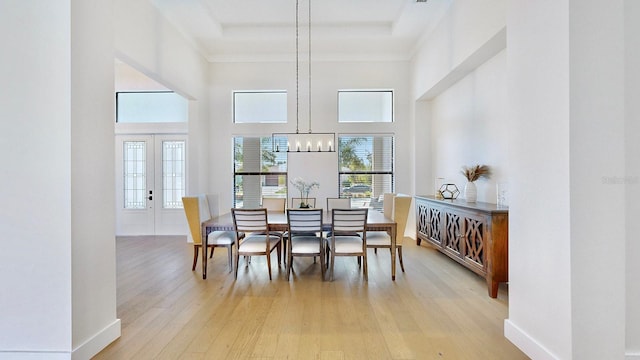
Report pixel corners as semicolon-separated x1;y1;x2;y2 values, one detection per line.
325;197;352;239
262;197;286;211
373;192;396;254
326;208;369;281
286;209;325;280
231;208;282;280
291;197;316;208
182;195;235;272
261;197;287;258
326;197;351;211
366;194;412;273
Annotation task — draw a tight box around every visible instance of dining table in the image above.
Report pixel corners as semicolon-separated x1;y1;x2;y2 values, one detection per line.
200;210;398;280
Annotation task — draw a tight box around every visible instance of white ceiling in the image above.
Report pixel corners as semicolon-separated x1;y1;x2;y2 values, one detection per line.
150;0;453;62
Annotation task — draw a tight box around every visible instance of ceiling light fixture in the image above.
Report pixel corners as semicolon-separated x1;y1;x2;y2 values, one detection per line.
272;0;335;153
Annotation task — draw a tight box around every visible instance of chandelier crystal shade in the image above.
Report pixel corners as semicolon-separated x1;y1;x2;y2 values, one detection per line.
272;0;335;153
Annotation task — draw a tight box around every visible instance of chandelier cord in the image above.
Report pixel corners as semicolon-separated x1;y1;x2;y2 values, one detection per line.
295;0;300;134
308;0;312;134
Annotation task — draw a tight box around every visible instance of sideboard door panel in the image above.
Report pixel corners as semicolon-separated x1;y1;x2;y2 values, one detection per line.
443;211;463;259
463;214;487;275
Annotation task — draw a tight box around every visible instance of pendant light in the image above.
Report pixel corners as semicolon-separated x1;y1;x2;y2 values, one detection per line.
272;0;335;153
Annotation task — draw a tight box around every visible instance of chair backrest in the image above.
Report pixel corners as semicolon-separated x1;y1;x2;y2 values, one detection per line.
231;208;269;234
291;197;316;208
262;197;286;211
331;208;368;236
382;193;396;218
287;209;323;236
326;197;351;212
392;195;412;245
182;195;211;245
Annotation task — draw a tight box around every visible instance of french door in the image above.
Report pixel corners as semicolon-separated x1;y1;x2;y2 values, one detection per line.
115;134;187;235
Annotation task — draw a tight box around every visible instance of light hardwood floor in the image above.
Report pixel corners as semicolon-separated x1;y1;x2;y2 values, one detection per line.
94;235;528;359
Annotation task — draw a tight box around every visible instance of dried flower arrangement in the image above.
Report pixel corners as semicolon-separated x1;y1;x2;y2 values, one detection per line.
461;165;491;182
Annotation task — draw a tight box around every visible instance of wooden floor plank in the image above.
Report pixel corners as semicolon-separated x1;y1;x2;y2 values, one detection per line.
94;236;528;359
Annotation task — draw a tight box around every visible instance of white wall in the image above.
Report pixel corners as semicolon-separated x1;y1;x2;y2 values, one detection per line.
505;1;629;359
114;0;210;194
0;2;73;356
626;1;640;356
71;1;120;358
429;49;508;202
568;1;626;358
411;0;507;199
0;1;119;358
412;0;506;99
208;60;412;213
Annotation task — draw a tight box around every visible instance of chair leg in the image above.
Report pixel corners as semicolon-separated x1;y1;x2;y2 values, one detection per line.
330;251;335;281
287;252;293;281
363;252;368;281
374;248;377;254
277;240;282;266
234;251;240;279
398;246;405;273
209;246;215;258
282;237;287;266
266;251;273;280
192;245;199;271
319;243;326;281
227;245;233;273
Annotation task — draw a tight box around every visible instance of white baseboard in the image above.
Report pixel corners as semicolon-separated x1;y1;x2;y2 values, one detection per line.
0;351;71;360
504;319;559;360
627;352;640;360
72;319;121;360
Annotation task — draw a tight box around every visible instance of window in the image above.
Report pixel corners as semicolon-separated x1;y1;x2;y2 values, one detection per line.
123;141;147;209
338;135;394;209
162;140;186;209
116;91;188;123
233;136;287;208
233;91;287;123
338;90;393;123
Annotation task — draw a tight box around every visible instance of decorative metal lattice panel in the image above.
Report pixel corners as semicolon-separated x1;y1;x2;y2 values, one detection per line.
417;204;428;236
123;141;146;209
428;206;442;244
464;217;485;267
162;140;186;209
444;212;462;255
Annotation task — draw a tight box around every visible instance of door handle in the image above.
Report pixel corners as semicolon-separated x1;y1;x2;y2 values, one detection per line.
148;196;153;200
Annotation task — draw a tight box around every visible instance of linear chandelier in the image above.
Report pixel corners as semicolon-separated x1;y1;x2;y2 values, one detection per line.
272;0;335;153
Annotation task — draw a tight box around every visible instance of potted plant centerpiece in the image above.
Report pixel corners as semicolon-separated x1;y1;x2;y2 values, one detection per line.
461;164;490;203
290;177;319;208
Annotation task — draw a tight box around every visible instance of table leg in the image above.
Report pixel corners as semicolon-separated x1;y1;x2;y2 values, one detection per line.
391;224;397;281
201;227;207;279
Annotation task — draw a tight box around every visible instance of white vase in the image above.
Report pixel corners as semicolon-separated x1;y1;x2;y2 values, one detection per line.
464;181;477;203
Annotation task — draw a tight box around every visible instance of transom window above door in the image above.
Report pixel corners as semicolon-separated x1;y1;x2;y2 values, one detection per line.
116;91;188;123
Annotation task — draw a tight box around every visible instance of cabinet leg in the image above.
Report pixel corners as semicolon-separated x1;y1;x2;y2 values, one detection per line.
488;280;499;298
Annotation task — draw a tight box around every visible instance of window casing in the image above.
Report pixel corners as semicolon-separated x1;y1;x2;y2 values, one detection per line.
338;135;394;209
233;136;287;208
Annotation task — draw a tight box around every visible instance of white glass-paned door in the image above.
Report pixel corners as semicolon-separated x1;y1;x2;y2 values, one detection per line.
116;134;187;236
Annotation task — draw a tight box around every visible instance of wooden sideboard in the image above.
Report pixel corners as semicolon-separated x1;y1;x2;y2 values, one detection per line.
415;195;508;298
